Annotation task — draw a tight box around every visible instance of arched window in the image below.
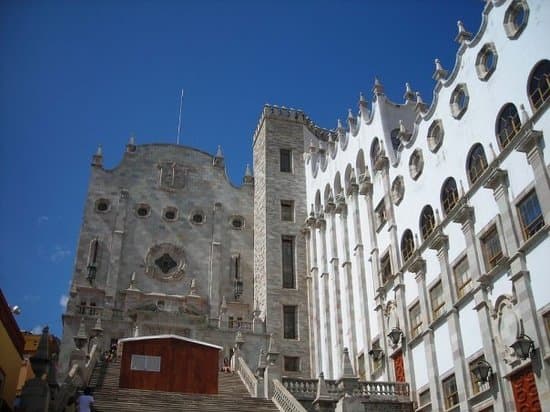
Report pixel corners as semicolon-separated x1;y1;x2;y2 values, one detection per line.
496;104;521;148
420;205;436;240
528;60;550;111
409;149;424;180
467;144;488;184
401;229;415;262
427;120;444;152
441;178;459;215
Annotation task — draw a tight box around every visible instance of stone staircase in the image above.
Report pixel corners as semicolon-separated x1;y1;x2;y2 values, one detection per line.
88;360;279;412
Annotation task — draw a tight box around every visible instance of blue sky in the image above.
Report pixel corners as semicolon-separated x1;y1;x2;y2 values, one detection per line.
0;1;482;337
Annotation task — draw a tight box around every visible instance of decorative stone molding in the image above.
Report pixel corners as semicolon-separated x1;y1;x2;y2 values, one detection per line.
145;243;186;281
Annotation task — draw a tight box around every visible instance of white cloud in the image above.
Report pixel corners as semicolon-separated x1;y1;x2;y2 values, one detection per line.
50;245;71;263
23;294;41;302
31;325;43;335
37;216;49;225
59;294;69;309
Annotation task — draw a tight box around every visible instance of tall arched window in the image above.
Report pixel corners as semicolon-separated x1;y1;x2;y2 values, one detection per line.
441;177;459;215
528;60;550;110
420;205;436;240
390;128;401;152
401;229;415;262
496;104;521;148
467;144;488;184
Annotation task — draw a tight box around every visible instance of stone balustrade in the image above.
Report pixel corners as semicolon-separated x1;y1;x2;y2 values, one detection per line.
272;379;309;412
237;356;259;397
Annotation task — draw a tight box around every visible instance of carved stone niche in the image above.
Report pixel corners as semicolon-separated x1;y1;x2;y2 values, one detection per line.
145;243;186;281
494;295;521;365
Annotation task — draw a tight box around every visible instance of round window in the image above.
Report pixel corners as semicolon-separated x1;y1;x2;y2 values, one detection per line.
136;204;150;217
192;213;204;224
231;216;244;229
164;208;177;221
95;199;110;212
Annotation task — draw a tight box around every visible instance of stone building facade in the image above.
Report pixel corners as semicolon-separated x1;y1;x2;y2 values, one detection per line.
60;0;550;410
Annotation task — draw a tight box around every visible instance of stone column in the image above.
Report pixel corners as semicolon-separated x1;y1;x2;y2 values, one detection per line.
453;204;510;411
209;202;223;320
324;205;344;379
410;257;442;411
335;194;357;375
430;232;468;410
305;220;322;377
105;189;129;316
316;215;334;378
359;176;376;378
349;176;372;379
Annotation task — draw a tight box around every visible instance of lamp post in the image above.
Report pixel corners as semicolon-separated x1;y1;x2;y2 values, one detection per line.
511;334;535;360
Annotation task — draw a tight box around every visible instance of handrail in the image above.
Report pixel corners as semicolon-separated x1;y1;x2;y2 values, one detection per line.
272;379;308;412
236;356;257;397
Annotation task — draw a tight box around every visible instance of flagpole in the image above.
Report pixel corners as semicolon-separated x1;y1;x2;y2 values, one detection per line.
176;89;184;145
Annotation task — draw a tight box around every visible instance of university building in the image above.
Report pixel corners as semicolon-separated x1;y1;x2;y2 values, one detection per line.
58;0;550;410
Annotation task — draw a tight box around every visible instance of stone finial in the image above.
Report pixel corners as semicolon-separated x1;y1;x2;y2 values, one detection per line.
128;272;137;290
373;77;384;96
315;372;332;401
92;317;103;337
126;134;136;153
190;278;197;295
415;91;428;113
337;118;344;131
220;295;228;311
433;59;448;81
519;104;529;123
404;82;415;102
213;145;224;168
347;108;357;130
347;108;354;120
455;20;473;43
30;327;50;379
488;143;497;161
359;92;369;118
243;164;254;185
92;144;103;167
342;347;355;378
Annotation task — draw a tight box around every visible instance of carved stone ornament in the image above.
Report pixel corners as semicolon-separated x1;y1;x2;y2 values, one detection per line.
158;161;187;190
494;295;521;364
145;243;186;281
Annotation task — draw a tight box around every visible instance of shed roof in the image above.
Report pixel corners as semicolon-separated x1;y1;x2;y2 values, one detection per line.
118;334;223;350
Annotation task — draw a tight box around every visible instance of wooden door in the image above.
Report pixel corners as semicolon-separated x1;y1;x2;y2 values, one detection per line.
510;366;541;412
393;351;405;382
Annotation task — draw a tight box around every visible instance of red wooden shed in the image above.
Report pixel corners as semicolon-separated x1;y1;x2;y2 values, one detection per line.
118;334;222;394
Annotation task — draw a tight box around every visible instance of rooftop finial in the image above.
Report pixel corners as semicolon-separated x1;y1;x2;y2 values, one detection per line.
243;164;254;185
347;108;354;119
359;92;366;103
433;58;448;81
373;77;384;96
92;144;103;167
455;20;473;43
126;134;137;153
337;118;343;130
213;145;224;168
129;135;135;145
404;82;415;102
415;91;428;113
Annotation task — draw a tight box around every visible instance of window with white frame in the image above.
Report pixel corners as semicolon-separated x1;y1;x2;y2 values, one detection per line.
130;354;161;372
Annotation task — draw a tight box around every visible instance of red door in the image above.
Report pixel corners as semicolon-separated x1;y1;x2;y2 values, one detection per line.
510;366;541;412
393;351;405;382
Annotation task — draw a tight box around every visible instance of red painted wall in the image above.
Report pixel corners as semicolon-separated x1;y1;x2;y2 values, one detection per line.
119;337;219;394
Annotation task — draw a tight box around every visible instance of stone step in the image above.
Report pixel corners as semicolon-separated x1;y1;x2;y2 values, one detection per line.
90;360;278;412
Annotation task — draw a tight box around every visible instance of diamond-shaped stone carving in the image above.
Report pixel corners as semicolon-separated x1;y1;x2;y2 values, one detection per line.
155;253;177;274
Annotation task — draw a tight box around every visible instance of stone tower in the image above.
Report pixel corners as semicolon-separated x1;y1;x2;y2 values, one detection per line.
253;105;332;376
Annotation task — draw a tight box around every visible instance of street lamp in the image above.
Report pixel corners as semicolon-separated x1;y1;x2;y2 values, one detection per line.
471;359;493;384
368;347;384;362
511;334;535;360
388;327;403;347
